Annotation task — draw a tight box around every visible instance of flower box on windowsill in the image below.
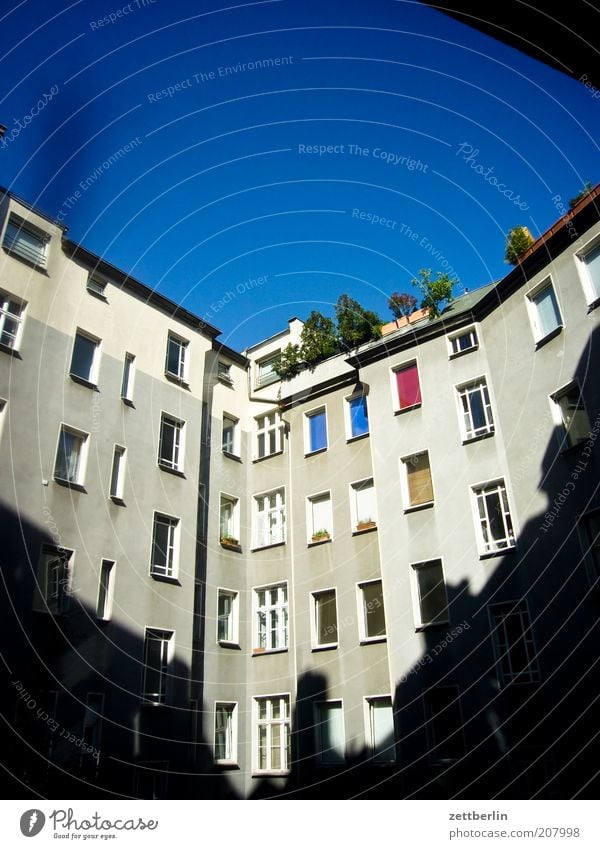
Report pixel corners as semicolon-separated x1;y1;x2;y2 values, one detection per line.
356;520;376;532
311;531;331;544
220;537;241;552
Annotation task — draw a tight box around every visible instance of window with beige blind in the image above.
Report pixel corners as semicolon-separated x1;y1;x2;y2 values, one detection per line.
401;451;434;509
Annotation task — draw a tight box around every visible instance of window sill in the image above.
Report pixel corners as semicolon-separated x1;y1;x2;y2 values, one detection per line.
164;371;190;389
534;325;563;349
479;544;516;560
223;450;242;463
304;447;328;458
215;760;240;769
415;619;450;632
120;396;135;408
149;572;182;586
54;477;86;493
252;771;290;778
360;636;387;646
220;541;242;553
308;536;332;547
69;373;99;391
404;501;434;514
312;643;338;652
252;647;288;657
250;541;286;552
346;432;369;444
217;375;234;387
253;449;284;464
158;463;186;478
109;495;126;506
140;700;168;708
3;246;49;273
586;296;600;313
462;430;495;445
218;640;241;650
86;288;108;302
0;342;22;358
448;345;478;360
394;402;422;416
353;524;377;536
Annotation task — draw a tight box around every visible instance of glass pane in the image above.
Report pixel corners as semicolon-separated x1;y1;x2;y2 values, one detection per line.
349;395;369;437
167;338;181;375
485;490;505;544
71;335;96;380
584;244;600;298
363;582;386;637
258;725;267;768
316;590;337;643
396;364;421;408
406;453;433;505
371;699;395;762
534;286;561;336
319;703;344;764
559;387;590;445
152;519;169;569
309;411;327;451
468;387;486;433
417;561;447;624
270;724;281;770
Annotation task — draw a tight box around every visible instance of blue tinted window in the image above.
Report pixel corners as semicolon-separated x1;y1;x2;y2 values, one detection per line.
349;395;369;438
308;410;327;452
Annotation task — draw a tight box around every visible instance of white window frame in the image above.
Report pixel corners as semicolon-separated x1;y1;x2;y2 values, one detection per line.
550;380;591;449
525;277;563;344
3;215;49;267
400;450;435;511
109;444;126;501
253;582;288;653
158;413;185;472
455;376;495;441
214;701;238;765
357;579;386;643
150;512;180;579
69;330;101;386
165;332;189;382
304;405;328;455
253;487;286;549
345;391;369;440
0;290;26;352
447;324;479;358
311;587;339;650
96;560;115;621
86;273;107;298
350;477;377;532
364;696;396;764
255;409;284;459
34;545;73;615
390;358;422;413
409;558;449;630
471;478;516;555
306;490;333;543
256;352;280;388
216;587;240;645
141;627;174;704
217;360;233;384
120;353;135;403
222;414;240;457
53;423;89;486
219;493;240;546
488;600;540;686
314;700;345;765
423;685;465;763
253;694;291;774
574;233;600;308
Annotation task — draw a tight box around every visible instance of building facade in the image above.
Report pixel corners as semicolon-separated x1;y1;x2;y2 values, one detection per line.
1;186;599;799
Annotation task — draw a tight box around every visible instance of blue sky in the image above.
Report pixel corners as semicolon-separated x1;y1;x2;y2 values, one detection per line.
1;0;598;349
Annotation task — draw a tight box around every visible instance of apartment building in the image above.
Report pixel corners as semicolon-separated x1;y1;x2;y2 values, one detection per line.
1;185;599;799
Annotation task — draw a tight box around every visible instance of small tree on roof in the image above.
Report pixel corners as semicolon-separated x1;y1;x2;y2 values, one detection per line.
335;294;382;350
388;292;418;321
411;269;455;320
504;225;534;265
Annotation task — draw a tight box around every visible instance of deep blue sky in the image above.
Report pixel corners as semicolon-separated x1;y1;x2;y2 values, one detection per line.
1;0;598;349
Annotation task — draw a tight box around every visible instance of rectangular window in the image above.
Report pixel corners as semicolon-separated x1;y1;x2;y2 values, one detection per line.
134;762;169;799
448;326;478;357
365;697;395;763
217;589;239;644
3;216;48;267
35;546;73;615
215;703;237;763
457;379;495;440
576;241;600;305
346;393;369;439
120;353;135;402
0;292;25;351
217;361;232;383
255;411;283;459
141;629;173;704
527;279;563;342
472;480;515;554
305;407;327;454
551;383;591;448
54;425;88;485
255;695;290;773
82;693;104;755
256;353;280;387
580;512;600;586
70;331;100;385
312;589;338;648
254;583;288;652
158;414;185;472
315;701;345;765
165;333;188;381
358;580;386;641
307;492;333;543
254;488;285;548
86;274;107;298
150;513;179;579
489;601;540;685
351;478;377;532
410;559;448;628
222;414;239;456
219;495;240;546
423;686;464;762
109;445;126;500
401;451;434;508
394;362;422;410
96;559;115;621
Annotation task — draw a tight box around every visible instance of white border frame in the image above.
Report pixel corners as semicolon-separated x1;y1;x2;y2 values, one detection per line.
524;275;564;344
69;328;101;386
313;698;345;765
310;586;339;650
149;511;181;579
487;598;541;687
446;323;479;359
409;557;449;630
157;411;186;473
252;692;292;775
349;476;377;532
363;694;396;764
96;559;116;621
469;476;517;557
344;390;370;441
140;626;176;706
213;700;239;766
399;448;435;511
0;288;27;352
574;231;600;307
252;580;289;653
356;578;387;644
216;586;240;646
453;374;496;442
251;485;286;549
304;404;329;455
53;422;90;486
306;489;334;543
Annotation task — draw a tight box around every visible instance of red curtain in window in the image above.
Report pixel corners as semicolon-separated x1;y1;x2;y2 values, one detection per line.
396;364;421;408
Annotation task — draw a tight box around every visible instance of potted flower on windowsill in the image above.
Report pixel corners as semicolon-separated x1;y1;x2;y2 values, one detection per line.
220;535;240;549
356;517;377;532
311;528;331;544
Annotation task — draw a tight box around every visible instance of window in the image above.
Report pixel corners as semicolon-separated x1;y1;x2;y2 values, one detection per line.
0;292;25;351
220;495;240;546
54;425;88;485
35;546;73;615
158;414;185;472
448;326;478;357
423;686;464;762
217;589;239;644
472;480;515;554
256;353;280;387
527;279;563;342
305;407;328;454
96;560;115;621
70;331;100;385
393;361;422;411
255;695;290;773
551;383;591;448
401;451;434;509
457;378;495;440
365;697;395;763
576;240;600;305
358;580;386;642
215;703;237;764
165;333;188;382
253;488;285;548
312;589;338;648
254;583;288;652
222;415;240;456
86;274;107;298
350;478;377;532
315;701;345;765
150;513;179;579
255;410;283;459
410;559;449;628
307;492;333;543
346;393;369;439
580;512;600;586
120;353;135;403
3;216;48;267
217;361;233;383
134;762;169;799
109;445;126;501
82;693;104;755
489;601;540;685
141;629;173;704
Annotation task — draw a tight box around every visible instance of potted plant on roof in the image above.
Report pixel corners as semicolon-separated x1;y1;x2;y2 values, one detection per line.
220;535;239;549
311;528;331;544
356;517;376;532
